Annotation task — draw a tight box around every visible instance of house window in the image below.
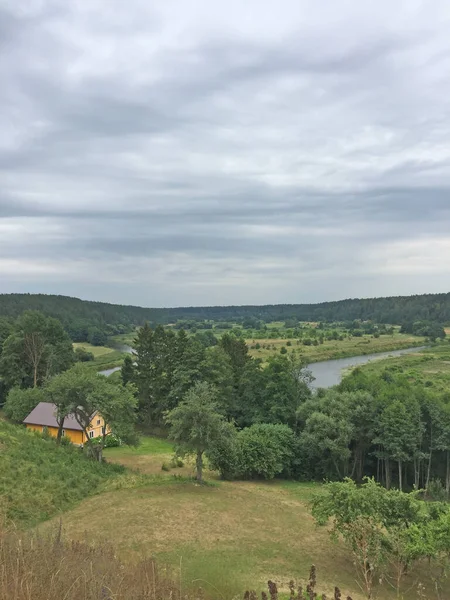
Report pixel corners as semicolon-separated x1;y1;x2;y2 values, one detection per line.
89;431;94;438
62;430;65;436
97;419;101;425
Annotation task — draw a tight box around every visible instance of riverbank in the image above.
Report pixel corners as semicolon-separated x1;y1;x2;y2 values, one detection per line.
248;332;426;364
308;345;429;388
347;342;450;393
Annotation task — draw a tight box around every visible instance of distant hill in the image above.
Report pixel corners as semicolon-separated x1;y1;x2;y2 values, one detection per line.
0;292;449;336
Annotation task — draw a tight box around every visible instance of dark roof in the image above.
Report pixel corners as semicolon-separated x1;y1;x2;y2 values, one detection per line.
23;402;83;431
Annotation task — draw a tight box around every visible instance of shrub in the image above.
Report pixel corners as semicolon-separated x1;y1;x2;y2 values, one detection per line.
3;387;45;423
280;346;287;354
161;462;170;471
207;422;241;480
238;423;295;480
286;341;292;346
74;347;95;362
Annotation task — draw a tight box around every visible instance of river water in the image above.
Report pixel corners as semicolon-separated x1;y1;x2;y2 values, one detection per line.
307;346;426;389
100;344;426;389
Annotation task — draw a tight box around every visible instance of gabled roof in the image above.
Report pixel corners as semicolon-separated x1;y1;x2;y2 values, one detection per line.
23;402;83;431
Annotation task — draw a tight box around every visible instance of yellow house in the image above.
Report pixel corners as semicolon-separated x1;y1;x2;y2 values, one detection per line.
23;402;108;446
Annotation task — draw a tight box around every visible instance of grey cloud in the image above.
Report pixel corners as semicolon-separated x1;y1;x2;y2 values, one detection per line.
1;1;450;305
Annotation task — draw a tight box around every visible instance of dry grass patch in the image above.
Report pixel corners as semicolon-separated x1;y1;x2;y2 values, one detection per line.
45;480;368;599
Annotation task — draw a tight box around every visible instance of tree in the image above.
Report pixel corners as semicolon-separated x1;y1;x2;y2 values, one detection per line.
3;386;45;422
238;423;294;480
374;399;423;491
74;347;94;362
46;365;138;458
165;381;226;482
121;354;135;386
312;478;423;599
87;327;108;346
0;311;74;391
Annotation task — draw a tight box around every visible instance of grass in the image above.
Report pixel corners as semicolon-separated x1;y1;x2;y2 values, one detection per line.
352;341;450;392
247;332;425;363
73;342;115;357
0;420;125;526
49;435;445;600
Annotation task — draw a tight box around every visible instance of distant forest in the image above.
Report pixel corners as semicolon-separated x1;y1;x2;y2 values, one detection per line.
0;292;449;341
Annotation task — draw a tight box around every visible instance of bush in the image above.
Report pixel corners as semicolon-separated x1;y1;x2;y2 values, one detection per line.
238;423;295;480
3;387;45;423
74;347;95;362
207;422;241;480
280;346;287;354
161;462;170;471
286;341;292;346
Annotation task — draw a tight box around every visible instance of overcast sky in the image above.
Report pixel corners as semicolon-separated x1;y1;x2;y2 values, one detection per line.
1;1;450;308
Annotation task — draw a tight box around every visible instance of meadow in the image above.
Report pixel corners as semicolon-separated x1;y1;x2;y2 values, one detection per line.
350;342;450;392
73;341;128;371
40;436;442;600
2;421;448;599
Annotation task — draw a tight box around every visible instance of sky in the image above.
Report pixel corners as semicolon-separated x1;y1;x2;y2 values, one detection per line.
1;0;450;308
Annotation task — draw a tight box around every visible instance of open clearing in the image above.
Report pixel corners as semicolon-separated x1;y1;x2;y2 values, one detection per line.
42;436;444;600
246;332;425;363
73;342;115;357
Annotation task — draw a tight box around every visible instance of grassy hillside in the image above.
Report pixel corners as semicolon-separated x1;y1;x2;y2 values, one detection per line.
40;436;443;600
0;420;124;526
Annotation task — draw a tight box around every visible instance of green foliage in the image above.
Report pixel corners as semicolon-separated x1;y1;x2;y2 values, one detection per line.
0;419;124;525
312;478;427;598
74;347;94;362
2;291;450;330
46;364;138;455
121;354;135;386
3;386;46;422
238;423;295;480
87;327;108;346
0;310;74;391
165;381;228;481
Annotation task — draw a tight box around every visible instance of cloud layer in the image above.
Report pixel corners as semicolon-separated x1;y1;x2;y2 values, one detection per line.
1;0;450;307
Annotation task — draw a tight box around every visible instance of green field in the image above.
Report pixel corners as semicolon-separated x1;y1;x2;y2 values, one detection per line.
112;328;426;366
1;421;446;599
247;331;425;363
36;437;439;600
73;342;128;371
350;342;450;392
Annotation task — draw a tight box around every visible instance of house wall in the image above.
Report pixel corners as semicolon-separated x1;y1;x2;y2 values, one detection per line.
86;413;110;441
25;424;84;445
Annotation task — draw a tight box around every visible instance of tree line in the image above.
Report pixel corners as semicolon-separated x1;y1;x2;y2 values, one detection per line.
1;291;449;340
2;309;450;494
126;323;450;492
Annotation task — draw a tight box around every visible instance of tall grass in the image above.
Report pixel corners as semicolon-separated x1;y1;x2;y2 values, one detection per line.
0;520;358;600
0;519;180;600
0;421;124;526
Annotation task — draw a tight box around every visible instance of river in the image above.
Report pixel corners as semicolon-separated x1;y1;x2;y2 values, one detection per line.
307;346;426;389
100;344;427;389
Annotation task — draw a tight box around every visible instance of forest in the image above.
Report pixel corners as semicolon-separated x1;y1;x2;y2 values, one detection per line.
1;292;450;343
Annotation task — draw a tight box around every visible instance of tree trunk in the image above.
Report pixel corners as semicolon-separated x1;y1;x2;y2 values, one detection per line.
398;460;403;492
196;450;203;483
426;440;433;491
33;364;38;388
385;457;391;490
446;450;450;499
56;416;65;446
